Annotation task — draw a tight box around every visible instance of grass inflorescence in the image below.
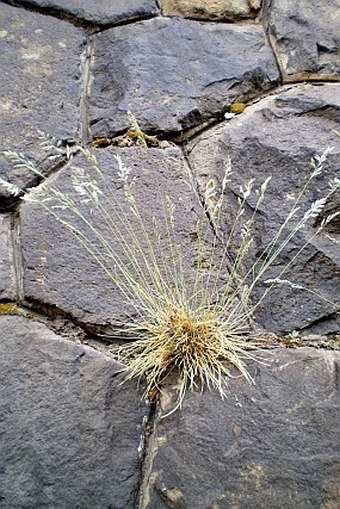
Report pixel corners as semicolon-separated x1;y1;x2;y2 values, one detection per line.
4;133;339;415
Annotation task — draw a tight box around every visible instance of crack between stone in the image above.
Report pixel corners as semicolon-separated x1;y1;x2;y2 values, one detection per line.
261;32;283;86
134;399;158;509
89;13;160;34
80;34;94;145
258;0;283;86
171;115;228;143
180;144;212;227
9;209;24;303
166;83;281;145
301;310;340;332
283;75;340;84
0;293;134;351
181;145;238;276
181;142;225;241
20;296;92;336
19;295;152;348
176;15;259;25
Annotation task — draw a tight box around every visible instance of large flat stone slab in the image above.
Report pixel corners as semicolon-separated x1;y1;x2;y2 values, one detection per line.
0;214;16;300
188;83;340;335
142;347;340;509
89;18;279;137
20;146;208;332
0;315;147;508
10;0;158;25
160;0;261;20
0;3;85;210
262;0;340;81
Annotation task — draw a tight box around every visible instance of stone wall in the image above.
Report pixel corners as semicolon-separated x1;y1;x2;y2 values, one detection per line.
0;1;339;508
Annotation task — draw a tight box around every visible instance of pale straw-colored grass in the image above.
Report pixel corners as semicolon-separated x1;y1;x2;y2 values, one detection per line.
4;133;339;415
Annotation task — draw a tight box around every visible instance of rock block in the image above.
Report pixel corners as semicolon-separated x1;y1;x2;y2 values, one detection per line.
262;0;340;80
160;0;261;20
12;0;158;25
0;3;85;209
0;214;16;300
89;18;279;137
20;146;206;332
143;348;340;509
0;315;147;508
188;83;340;334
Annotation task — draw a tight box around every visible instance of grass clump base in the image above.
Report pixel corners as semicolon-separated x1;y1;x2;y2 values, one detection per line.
119;301;262;414
4;134;339;415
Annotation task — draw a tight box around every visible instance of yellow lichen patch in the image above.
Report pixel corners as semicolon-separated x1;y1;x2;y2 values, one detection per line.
0;302;19;315
126;129;160;147
0;302;38;319
91;137;113;148
230;102;247;114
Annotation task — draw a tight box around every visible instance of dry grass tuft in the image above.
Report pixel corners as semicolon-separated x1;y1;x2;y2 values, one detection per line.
4;133;339;415
119;300;261;414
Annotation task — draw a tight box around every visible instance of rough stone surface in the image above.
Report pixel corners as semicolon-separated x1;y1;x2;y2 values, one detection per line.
0;3;85;210
0;315;147;509
262;0;340;80
89;18;279;137
9;0;158;25
161;0;261;20
142;348;340;509
188;83;340;334
1;1;339;506
0;214;16;300
20;146;208;332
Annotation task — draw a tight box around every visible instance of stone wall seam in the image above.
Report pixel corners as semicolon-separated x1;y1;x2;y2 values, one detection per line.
9;210;24;303
80;34;95;145
134;401;159;509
